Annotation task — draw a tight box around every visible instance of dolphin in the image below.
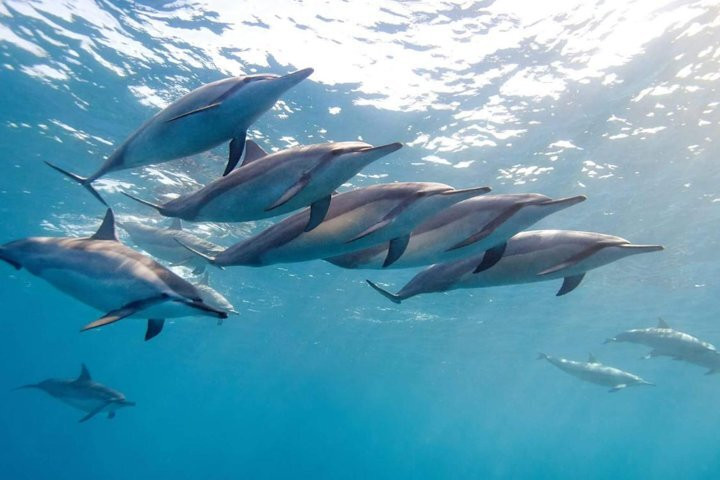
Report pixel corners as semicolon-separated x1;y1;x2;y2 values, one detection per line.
118;217;225;274
15;364;135;422
326;193;586;269
122;140;403;231
538;353;654;392
366;230;663;303
192;272;238;325
45;68;314;205
0;209;228;340
606;318;720;374
179;182;491;268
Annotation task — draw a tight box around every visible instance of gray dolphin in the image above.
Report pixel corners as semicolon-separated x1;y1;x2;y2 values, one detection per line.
180;182;491;268
123;140;402;231
0;209;228;340
192;272;238;325
606;318;720;374
367;230;663;303
118;217;225;274
15;364;135;422
45;68;314;205
327;193;586;269
538;353;654;392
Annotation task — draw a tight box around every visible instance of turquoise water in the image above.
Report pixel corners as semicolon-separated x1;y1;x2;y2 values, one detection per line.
1;1;720;478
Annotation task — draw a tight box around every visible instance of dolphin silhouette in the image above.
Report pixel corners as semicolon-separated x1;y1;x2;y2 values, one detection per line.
538;353;654;392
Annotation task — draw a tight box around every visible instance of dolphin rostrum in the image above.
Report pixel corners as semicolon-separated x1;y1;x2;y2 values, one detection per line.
123;140;403;231
538;353;654;392
15;364;135;422
118;217;225;274
0;209;228;340
45;68;314;205
179;182;491;268
192;272;238;325
366;230;663;303
606;318;720;374
327;193;586;269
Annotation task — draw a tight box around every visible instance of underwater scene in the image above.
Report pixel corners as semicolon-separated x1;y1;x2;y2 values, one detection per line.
1;0;719;478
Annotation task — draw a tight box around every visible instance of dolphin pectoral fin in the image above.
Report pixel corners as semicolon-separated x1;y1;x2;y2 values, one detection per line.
168;218;182;230
107;411;116;419
91;209;118;241
79;403;110;423
473;243;507;274
224;131;247;176
305;195;332;232
448;205;524;251
0;251;20;270
609;384;627;393
240;140;268;166
537;243;618;276
266;174;311;211
80;295;169;332
145;318;165;341
347;219;392;243
366;280;402;304
705;369;720;375
383;234;410;268
45;161;107;207
556;273;585;296
166;102;221;123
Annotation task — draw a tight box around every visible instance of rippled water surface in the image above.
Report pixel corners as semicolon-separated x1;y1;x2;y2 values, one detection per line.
1;1;720;478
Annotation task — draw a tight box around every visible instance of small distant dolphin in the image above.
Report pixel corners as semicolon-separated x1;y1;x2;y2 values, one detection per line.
192;272;238;325
180;182;491;268
367;230;663;303
538;353;654;392
15;364;135;422
123;140;402;231
327;193;586;269
606;318;720;374
0;209;228;340
118;217;225;274
45;68;314;205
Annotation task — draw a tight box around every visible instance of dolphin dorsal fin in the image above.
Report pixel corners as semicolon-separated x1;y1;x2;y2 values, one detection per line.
168;218;183;230
240;140;268;167
657;317;669;328
77;363;92;382
91;209;118;241
588;353;598;364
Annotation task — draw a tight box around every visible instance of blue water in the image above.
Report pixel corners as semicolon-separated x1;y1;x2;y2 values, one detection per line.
1;1;720;478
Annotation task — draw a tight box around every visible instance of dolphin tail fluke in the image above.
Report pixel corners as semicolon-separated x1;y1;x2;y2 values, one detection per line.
45;161;108;207
121;192;164;214
537;353;549;361
366;280;402;304
174;239;223;269
80;295;170;332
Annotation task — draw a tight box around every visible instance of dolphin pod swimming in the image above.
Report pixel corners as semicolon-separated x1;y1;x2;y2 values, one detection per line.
606;318;720;374
15;364;134;422
0;209;228;340
118;217;225;274
538;353;654;392
179;182;492;268
326;193;587;269
122;140;403;230
365;230;664;303
46;68;314;205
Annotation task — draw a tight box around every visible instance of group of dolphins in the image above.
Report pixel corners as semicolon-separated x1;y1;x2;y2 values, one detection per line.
540;318;720;392
1;67;672;420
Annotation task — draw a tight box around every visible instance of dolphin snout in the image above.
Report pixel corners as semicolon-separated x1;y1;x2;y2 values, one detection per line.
536;195;587;211
362;142;403;156
280;68;314;88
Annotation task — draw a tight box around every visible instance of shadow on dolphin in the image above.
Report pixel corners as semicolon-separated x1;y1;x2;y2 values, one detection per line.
121;140;403;231
14;364;135;422
0;209;229;340
45;68;314;205
366;230;663;303
177;182;491;268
